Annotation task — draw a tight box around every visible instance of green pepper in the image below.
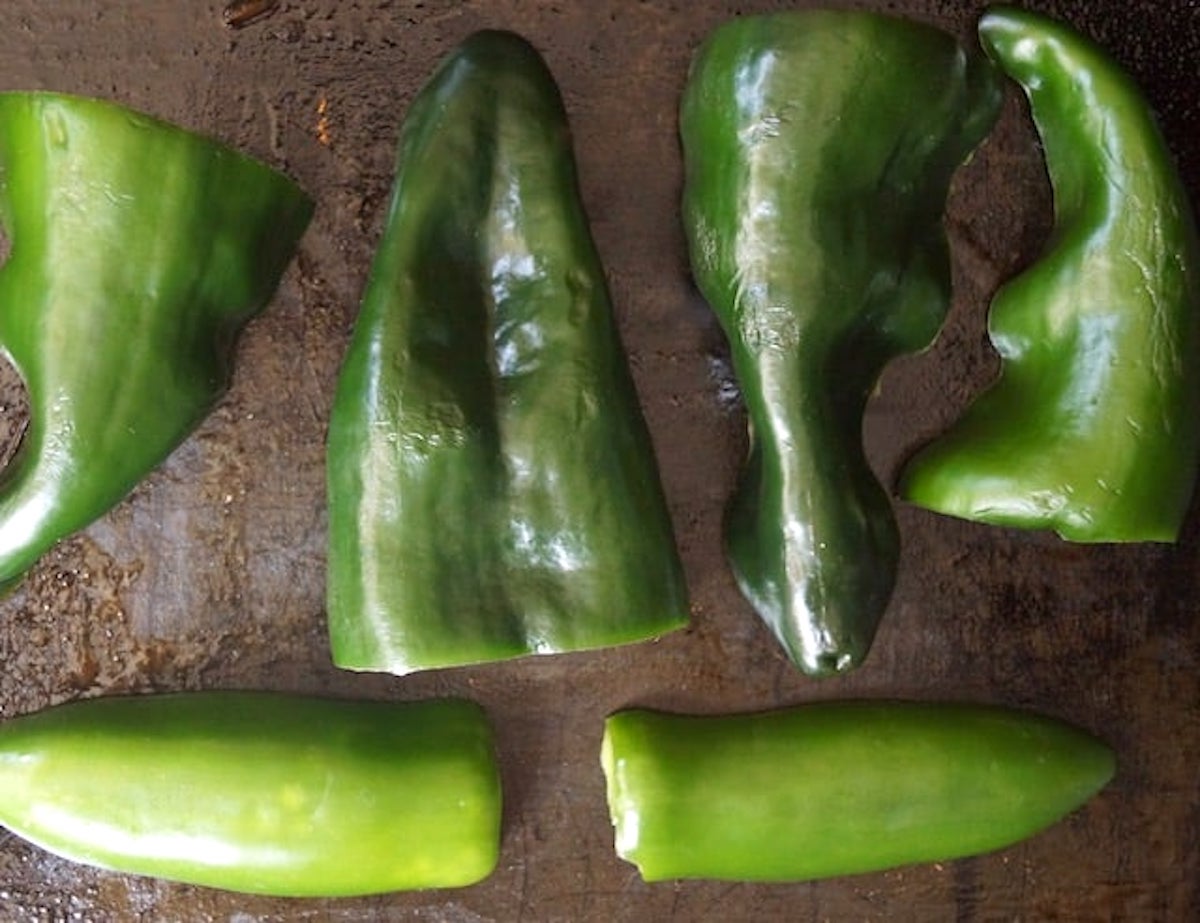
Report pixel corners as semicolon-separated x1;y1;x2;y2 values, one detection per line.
680;12;1002;675
0;692;501;896
0;93;313;589
327;31;688;674
899;7;1200;541
602;701;1114;883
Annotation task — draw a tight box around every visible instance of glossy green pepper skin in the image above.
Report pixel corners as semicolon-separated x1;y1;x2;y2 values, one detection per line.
680;12;1002;675
0;93;312;589
0;692;501;896
327;31;688;674
900;7;1200;541
602;702;1114;883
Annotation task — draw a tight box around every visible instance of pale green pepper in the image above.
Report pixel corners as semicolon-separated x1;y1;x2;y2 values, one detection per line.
0;692;501;896
603;702;1114;882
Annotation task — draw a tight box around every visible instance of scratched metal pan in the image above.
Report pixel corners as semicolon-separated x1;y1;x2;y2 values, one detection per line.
0;1;1196;919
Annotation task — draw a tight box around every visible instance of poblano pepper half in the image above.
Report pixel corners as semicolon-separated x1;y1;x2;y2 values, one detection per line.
0;93;312;589
900;7;1200;542
680;12;1002;675
327;31;689;674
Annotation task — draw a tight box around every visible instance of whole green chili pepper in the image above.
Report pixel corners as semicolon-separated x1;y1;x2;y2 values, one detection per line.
327;31;689;674
602;702;1114;883
0;692;501;896
680;12;1002;675
0;93;312;589
900;6;1200;541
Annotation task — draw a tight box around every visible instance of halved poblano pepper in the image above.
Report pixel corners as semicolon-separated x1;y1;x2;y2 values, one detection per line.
680;12;1002;674
900;6;1200;541
602;702;1114;882
0;692;501;896
327;31;689;674
0;92;313;589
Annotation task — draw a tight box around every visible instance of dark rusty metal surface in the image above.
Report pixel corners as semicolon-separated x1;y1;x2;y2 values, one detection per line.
0;1;1197;919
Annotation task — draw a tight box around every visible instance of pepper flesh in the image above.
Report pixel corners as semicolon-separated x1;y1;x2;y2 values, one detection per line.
0;93;313;588
680;12;1002;675
900;6;1200;541
0;692;501;896
327;31;688;674
602;702;1114;883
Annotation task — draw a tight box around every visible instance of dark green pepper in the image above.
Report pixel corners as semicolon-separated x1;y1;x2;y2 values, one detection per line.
0;692;501;896
327;31;688;674
602;702;1114;882
680;12;1002;675
0;93;312;589
900;7;1200;542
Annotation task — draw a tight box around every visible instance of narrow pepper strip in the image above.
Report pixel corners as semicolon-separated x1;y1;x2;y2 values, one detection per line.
327;31;689;674
602;702;1114;883
0;93;313;588
0;693;501;896
680;12;1002;675
900;7;1200;541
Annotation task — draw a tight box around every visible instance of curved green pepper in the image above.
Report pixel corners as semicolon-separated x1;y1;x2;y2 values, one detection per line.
680;12;1002;675
0;692;501;896
900;7;1200;541
602;702;1114;883
327;31;688;674
0;93;313;588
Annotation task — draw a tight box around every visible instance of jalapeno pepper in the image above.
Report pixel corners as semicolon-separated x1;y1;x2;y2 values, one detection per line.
900;6;1200;541
0;92;313;589
0;692;501;896
326;31;689;674
680;11;1002;674
602;702;1114;882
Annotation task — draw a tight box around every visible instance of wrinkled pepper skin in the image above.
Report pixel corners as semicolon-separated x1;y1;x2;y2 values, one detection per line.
327;31;688;674
900;7;1200;542
602;702;1114;883
0;693;501;896
0;93;313;589
680;12;1002;675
